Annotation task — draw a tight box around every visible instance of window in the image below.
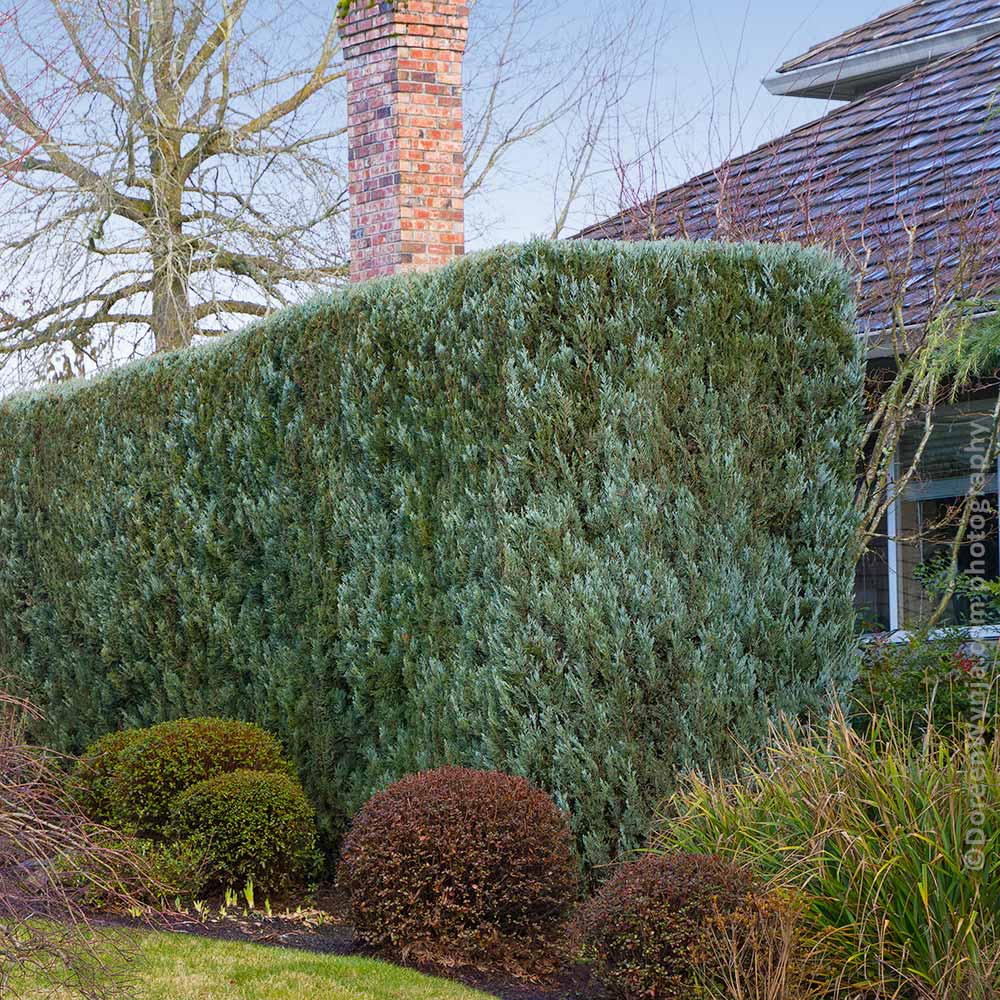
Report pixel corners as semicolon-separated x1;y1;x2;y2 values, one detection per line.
855;516;891;631
855;398;1000;633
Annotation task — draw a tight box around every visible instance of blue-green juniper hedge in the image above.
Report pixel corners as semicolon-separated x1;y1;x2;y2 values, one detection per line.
0;240;862;867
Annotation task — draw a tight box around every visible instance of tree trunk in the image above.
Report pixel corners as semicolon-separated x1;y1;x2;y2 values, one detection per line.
151;248;193;352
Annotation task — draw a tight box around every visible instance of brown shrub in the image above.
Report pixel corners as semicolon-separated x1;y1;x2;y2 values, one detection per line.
572;852;756;999
337;766;579;971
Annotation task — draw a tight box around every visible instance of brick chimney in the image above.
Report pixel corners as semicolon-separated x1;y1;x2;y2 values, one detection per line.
340;0;468;282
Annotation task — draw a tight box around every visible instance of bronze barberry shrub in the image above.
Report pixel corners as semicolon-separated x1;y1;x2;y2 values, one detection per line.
337;766;580;971
573;852;756;999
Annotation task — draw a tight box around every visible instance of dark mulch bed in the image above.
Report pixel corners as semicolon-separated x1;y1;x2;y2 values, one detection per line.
100;892;608;1000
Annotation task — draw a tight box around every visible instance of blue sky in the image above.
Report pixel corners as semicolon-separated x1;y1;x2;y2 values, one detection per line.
160;0;892;245
476;0;889;246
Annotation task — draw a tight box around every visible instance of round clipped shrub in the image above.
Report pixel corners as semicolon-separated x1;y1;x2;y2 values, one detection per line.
73;728;147;824
100;717;293;836
168;769;319;894
573;853;756;999
338;766;580;968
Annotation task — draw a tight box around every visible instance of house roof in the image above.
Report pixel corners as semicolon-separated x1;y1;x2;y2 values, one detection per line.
777;0;1000;73
578;32;1000;342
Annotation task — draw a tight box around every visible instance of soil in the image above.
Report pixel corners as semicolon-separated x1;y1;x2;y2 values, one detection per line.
102;889;608;1000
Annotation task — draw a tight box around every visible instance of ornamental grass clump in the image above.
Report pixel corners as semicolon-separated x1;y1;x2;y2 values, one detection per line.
338;766;579;972
696;890;825;1000
657;708;1000;999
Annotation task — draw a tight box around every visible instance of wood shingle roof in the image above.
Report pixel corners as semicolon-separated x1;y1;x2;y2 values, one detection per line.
778;0;1000;73
578;32;1000;338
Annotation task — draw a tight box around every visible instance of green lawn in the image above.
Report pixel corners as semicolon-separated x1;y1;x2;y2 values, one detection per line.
23;929;494;999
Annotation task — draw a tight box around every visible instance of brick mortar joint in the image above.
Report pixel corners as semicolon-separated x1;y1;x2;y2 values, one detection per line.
342;36;468;61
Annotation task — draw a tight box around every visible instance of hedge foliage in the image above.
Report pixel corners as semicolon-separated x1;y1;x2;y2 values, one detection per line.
0;240;861;867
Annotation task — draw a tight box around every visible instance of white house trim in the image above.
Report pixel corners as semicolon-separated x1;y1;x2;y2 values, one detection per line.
764;19;1000;101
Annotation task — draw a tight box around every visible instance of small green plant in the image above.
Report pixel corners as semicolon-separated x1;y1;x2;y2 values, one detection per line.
658;709;1000;998
335;0;391;19
338;766;580;972
74;832;207;908
168;769;320;895
133;837;208;901
572;853;757;999
915;557;1000;624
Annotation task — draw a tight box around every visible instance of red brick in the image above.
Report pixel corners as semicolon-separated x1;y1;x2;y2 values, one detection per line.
341;0;467;282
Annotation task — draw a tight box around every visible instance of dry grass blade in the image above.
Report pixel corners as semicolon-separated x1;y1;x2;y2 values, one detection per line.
696;891;834;1000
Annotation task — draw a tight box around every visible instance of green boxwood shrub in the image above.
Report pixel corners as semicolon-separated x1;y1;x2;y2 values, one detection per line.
573;853;756;999
338;766;579;968
168;769;319;894
0;240;862;867
76;717;292;836
72;728;147;825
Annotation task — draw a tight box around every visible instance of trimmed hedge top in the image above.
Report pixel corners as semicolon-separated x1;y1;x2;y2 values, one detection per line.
0;239;862;867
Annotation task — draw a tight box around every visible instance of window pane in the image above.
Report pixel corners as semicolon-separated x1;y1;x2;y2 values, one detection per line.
899;399;997;485
897;494;998;625
896;400;1000;627
855;527;890;631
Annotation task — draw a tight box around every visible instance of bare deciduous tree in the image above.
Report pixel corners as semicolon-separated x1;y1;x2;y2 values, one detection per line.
1;0;349;374
0;0;657;391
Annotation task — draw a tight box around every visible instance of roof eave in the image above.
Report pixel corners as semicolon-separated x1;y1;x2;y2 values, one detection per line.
765;18;1000;100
